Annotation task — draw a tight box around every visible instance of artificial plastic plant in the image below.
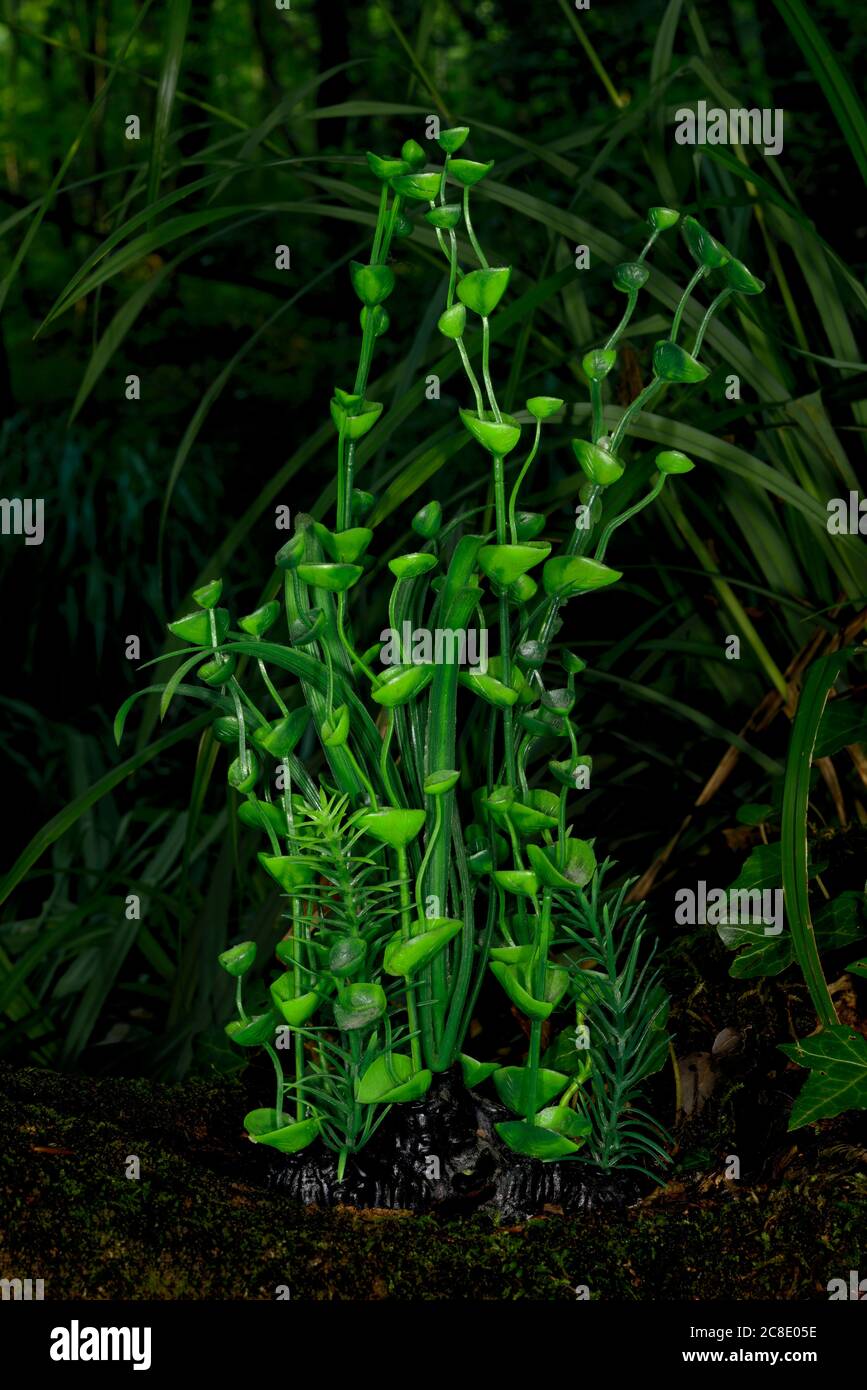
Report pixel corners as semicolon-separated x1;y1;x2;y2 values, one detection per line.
125;125;765;1174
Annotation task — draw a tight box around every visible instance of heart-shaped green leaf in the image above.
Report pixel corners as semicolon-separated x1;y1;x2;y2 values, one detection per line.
296;562;363;593
459;408;521;457
425;204;462;230
478;542;551;587
494;1066;568;1114
258;853;314;894
383;918;462;976
681;215;730;269
253;708;310;759
391;171;443;200
388;552;438;581
571;438;625;486
447;158;493;186
350;261;395;307
218;941;257;977
238;601;280;637
527;839;597;891
489;961;553;1020
333;982;387;1031
543;556;622;599
613;261;649;292
328;937;367;978
168;608;229;646
457;266;511;316
459;1054;500;1088
652;340;709;384
243;1111;320;1153
226;1012;281;1047
495;1120;581;1159
459;669;519;708
358;807;426;849
371;663;434;707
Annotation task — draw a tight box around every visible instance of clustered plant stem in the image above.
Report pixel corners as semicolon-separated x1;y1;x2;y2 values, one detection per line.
149;130;764;1171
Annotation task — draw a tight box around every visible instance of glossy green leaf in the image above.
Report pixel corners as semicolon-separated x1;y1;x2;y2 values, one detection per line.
493;1066;568;1115
322;703;350;748
168;608;229;646
383;918;462;976
478;541;551;586
350;261;395;307
238;601;281;637
648;206;679;231
655;449;694;475
448;158;493;185
388;552;438;580
192;578;222;609
457;266;511;316
492;870;538;899
681;215;730;269
238;799;286;837
424;768;460;796
391;171;442;200
543;556;622;598
438;126;470;153
652;340;710;383
459;670;519;708
425;204;462;230
226;1012;280;1047
218;941;256;977
527;839;597;891
371;663;434;707
295;562;363;593
495;1120;581;1159
358;807;426;849
571;438;625;486
243;1111;319;1153
333;982;387;1030
459;1054;500;1088
489;961;552;1019
257;853;314;894
327;937;367;979
253;708;310;759
613;261;649;292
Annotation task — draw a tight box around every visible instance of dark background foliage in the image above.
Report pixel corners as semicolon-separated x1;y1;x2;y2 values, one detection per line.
1;0;864;1077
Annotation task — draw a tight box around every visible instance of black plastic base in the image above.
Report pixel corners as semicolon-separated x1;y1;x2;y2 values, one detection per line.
267;1070;641;1219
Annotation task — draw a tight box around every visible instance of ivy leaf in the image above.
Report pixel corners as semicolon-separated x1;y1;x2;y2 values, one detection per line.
779;1025;867;1128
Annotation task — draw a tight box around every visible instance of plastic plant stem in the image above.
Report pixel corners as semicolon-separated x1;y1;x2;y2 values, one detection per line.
609;379;665;453
462;185;488;268
508;420;542;544
780;652;842;1031
370;180;390;264
590;378;604;444
257;657;289;716
263;1041;286;1128
670;265;708;343
594;474;667;562
692;287;734;356
493;456;517;785
235;975;248;1023
604;290;638;351
481;318;502;421
282;572;361;797
397;845;423;1071
662;486;789;700
524;889;553;1122
414;792;444;925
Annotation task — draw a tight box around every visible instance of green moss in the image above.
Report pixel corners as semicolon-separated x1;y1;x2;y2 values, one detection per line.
0;1065;863;1300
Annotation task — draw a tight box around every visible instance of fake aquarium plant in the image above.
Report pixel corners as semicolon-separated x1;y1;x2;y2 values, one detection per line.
123;127;765;1179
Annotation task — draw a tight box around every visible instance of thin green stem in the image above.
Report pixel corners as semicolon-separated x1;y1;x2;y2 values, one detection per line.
508;421;541;544
594;474;667;563
462;185;488;268
692;287;733;357
670;265;708;344
398;846;423;1072
481;318;501;421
